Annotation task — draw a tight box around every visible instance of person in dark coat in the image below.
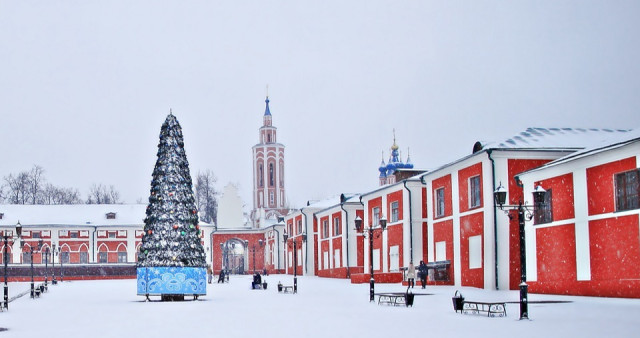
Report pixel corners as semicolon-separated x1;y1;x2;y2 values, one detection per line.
418;260;428;289
217;269;225;283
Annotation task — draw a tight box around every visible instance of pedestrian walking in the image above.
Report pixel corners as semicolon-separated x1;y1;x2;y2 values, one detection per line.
206;265;213;284
407;261;416;288
418;260;428;289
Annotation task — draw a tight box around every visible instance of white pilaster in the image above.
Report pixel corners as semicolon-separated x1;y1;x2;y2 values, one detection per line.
574;169;591;280
451;171;461;286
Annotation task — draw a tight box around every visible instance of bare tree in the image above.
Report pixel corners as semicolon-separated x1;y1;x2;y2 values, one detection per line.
4;171;30;204
42;184;82;204
195;170;218;224
28;165;46;204
86;184;122;204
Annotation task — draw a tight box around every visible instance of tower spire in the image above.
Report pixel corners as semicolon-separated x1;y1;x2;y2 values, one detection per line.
264;96;271;116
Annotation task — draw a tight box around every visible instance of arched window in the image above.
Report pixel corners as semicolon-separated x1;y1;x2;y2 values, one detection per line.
259;164;264;187
269;163;274;186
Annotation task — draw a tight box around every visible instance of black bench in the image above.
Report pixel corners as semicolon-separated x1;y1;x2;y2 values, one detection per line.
462;301;507;317
251;282;268;290
281;286;294;293
376;293;415;307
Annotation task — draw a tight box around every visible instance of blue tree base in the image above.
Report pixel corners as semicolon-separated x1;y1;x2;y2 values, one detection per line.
137;267;206;297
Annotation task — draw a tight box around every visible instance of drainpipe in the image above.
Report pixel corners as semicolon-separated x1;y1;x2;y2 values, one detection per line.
402;180;414;263
339;194;351;278
301;207;310;275
487;149;499;290
272;227;281;273
419;175;427;263
91;226;97;263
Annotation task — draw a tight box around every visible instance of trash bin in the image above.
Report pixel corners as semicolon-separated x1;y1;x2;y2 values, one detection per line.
405;293;415;307
278;282;283;292
263;282;268;290
452;290;464;313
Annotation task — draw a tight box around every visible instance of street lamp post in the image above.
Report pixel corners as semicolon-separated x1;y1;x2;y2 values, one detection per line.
245;239;264;274
58;246;64;282
494;182;546;320
220;242;226;274
43;246;49;289
21;239;43;298
51;244;57;285
282;231;301;294
354;214;387;302
3;221;23;310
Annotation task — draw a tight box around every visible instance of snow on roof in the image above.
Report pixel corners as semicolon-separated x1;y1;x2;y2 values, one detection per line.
303;194;357;211
521;127;640;174
0;204;147;227
481;127;632;150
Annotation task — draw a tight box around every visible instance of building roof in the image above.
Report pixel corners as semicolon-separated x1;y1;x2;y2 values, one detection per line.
0;204;148;227
519;127;640;174
480;127;632;151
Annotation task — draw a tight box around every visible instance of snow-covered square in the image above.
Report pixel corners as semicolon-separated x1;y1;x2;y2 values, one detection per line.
2;276;639;338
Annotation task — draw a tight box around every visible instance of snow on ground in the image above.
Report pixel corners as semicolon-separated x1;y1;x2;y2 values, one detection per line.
2;276;639;338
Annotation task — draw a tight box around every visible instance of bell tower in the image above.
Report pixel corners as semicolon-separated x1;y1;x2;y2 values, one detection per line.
251;96;287;227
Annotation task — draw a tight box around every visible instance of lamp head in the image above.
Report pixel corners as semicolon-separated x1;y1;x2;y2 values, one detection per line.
494;182;507;208
354;215;363;232
16;221;22;237
379;215;387;230
533;185;546;206
282;232;289;242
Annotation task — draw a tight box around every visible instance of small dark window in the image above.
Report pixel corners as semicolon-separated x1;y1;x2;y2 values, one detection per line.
0;213;4;219
70;231;79;238
80;252;89;264
333;217;341;236
108;232;116;238
615;169;640;211
269;163;274;187
323;220;329;238
61;252;70;264
391;201;399;222
23;252;31;264
470;176;481;208
32;231;41;239
436;188;445;217
534;189;553;225
98;252;108;263
106;212;116;219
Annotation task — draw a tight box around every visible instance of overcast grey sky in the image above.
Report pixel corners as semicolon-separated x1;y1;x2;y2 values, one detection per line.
1;1;639;210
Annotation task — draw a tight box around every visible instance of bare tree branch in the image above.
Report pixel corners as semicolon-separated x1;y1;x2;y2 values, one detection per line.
195;170;218;224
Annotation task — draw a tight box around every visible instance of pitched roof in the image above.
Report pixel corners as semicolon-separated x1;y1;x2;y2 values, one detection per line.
0;204;147;227
480;127;632;150
520;127;640;174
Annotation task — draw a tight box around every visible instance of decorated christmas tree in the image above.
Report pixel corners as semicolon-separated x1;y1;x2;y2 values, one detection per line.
137;112;206;300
